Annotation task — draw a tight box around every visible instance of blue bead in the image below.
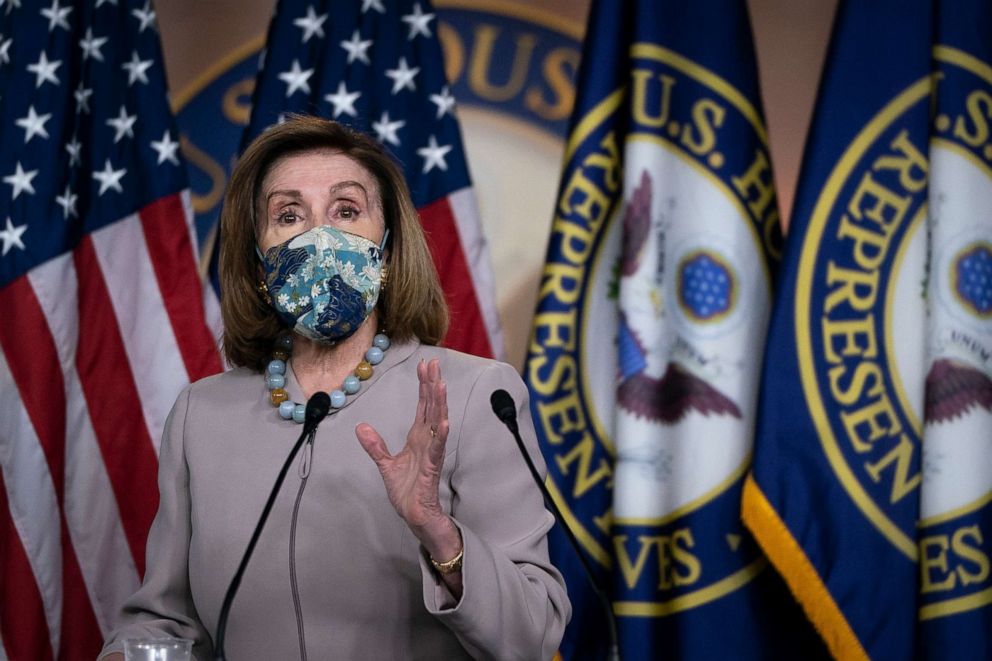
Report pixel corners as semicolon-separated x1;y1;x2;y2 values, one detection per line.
267;359;286;376
343;375;360;394
266;373;285;390
279;401;296;419
276;334;294;351
373;333;390;350
366;346;384;365
330;390;347;408
292;404;306;424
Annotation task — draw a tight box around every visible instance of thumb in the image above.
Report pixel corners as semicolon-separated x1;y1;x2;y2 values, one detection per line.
355;423;391;466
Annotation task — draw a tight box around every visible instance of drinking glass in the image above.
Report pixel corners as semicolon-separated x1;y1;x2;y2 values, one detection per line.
123;637;193;661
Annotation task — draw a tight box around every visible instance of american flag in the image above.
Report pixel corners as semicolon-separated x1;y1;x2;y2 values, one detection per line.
0;1;222;658
241;0;503;358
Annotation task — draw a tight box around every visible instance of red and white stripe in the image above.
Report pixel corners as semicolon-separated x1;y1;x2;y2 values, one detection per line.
420;187;504;360
184;192;224;348
0;192;222;659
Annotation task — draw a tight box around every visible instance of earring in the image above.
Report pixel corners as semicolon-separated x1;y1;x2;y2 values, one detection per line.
380;265;389;291
257;280;272;305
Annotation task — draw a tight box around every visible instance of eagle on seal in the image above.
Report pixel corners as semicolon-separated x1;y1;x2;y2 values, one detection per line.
616;170;741;424
924;358;992;423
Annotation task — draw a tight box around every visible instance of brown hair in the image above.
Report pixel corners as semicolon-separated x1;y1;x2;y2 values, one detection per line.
219;116;449;370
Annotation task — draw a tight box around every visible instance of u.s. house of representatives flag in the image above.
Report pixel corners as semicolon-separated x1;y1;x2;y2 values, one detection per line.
526;0;822;658
235;0;502;358
744;0;992;658
0;0;222;659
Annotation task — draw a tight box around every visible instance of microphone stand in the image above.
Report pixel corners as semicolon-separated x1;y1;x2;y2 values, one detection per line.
491;390;621;661
214;392;330;661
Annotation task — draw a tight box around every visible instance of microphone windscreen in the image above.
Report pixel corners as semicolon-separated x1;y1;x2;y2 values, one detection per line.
305;391;331;425
490;389;517;423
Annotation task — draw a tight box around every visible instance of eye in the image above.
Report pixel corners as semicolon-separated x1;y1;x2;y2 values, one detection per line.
271;202;305;225
276;210;301;224
335;204;361;220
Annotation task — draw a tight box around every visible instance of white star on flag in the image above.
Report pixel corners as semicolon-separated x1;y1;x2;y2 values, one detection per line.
15;105;52;143
27;50;61;87
0;217;27;256
372;111;405;146
92;159;126;195
106;105;137;143
131;0;155;32
79;27;107;61
75;81;93;113
361;0;385;14
122;50;153;85
340;29;372;65
401;3;434;40
429;86;456;119
416;135;452;173
325;81;361;118
278;59;314;96
55;185;78;219
3;162;38;199
0;36;11;66
65;137;82;166
385;57;419;94
41;0;72;32
150;130;180;165
294;5;327;43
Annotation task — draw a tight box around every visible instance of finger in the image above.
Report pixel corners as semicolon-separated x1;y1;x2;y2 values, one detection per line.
428;358;442;386
435;376;448;431
427;418;450;464
426;378;446;434
426;377;447;463
355;423;392;466
416;359;428;423
425;359;443;427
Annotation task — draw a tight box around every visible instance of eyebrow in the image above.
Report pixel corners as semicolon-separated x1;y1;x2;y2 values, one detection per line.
265;180;370;205
265;189;301;204
329;180;369;201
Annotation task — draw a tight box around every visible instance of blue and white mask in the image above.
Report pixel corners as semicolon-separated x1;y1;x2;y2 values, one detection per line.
258;225;388;343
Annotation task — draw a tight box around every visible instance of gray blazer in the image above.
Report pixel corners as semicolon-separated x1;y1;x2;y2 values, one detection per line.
100;339;570;660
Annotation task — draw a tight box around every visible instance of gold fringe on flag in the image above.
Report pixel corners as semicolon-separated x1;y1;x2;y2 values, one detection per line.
741;475;869;661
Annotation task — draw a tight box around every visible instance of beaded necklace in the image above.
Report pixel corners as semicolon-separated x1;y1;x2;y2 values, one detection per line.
265;332;391;423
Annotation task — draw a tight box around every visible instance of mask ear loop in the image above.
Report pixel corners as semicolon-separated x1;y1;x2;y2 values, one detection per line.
377;228;391;303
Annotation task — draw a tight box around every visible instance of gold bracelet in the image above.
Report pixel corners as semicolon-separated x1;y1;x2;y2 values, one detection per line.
430;546;464;575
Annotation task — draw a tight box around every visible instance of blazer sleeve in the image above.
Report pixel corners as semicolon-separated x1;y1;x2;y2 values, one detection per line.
420;361;572;661
99;385;214;660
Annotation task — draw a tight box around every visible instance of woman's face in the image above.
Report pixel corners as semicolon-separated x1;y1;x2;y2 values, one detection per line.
257;150;386;252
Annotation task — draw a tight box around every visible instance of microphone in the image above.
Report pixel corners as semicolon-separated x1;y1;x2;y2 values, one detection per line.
214;391;331;661
490;389;620;661
302;391;331;435
490;388;518;433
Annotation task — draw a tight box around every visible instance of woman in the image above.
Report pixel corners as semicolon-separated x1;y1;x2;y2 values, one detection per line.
99;116;570;660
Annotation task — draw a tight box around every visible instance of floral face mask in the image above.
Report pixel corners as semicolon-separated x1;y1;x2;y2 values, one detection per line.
258;225;389;343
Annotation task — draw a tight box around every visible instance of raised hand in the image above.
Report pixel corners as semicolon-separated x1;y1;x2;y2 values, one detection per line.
355;359;462;569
